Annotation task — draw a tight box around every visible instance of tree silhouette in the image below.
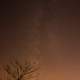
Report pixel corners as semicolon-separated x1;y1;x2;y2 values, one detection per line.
3;59;39;80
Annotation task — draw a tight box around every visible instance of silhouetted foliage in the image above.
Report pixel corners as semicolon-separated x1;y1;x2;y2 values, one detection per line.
3;59;39;80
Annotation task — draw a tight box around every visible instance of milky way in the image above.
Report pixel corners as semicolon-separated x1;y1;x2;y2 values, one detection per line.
0;0;80;80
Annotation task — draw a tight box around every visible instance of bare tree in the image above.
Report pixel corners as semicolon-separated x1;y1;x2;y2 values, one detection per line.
3;59;39;80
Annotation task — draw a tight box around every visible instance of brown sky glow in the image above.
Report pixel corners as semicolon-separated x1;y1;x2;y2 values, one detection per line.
0;0;80;80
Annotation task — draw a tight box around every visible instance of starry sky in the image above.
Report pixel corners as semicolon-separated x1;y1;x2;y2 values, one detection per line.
0;0;80;80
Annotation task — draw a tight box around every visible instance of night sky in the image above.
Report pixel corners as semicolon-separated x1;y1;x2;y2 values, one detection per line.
0;0;80;80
